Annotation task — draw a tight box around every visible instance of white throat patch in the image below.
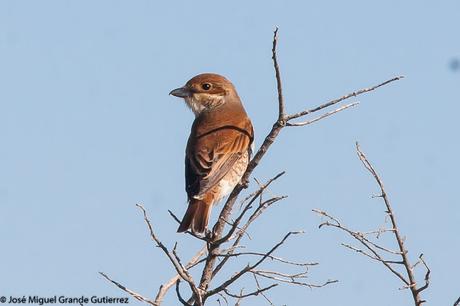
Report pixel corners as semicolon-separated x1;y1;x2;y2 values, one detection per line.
184;94;224;117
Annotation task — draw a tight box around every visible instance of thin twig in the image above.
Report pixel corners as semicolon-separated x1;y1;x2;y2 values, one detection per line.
154;246;207;305
341;243;403;264
454;297;460;306
272;27;285;121
286;76;404;121
253;274;276;306
206;232;303;298
197;27;403;297
176;280;192;306
99;272;156;306
253;269;309;279
356;143;425;306
223;284;278;299
251;270;338;289
217;251;318;267
286;102;359;126
416;254;430;294
314;209;409;285
101;28;405;306
315;144;430;306
216;172;286;245
136;204;203;305
211;196;287;280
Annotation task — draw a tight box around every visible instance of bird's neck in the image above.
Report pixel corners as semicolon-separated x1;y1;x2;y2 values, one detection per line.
191;102;248;135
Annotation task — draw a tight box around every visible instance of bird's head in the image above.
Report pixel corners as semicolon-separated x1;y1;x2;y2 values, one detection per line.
169;73;238;116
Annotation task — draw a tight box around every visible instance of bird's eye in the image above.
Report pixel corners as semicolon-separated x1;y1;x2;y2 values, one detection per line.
201;83;211;90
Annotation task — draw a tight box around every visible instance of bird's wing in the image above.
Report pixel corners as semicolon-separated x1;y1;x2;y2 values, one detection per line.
185;125;253;199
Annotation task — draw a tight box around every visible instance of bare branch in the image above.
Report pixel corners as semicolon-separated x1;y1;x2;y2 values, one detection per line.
136;204;203;305
99;272;157;306
341;243;403;264
176;280;193;306
206;231;302;298
197;27;402;296
272;27;286;121
154;246;207;305
212;195;287;280
315;144;430;306
223;284;278;299
415;254;430;294
253;274;275;305
217;293;229;306
286;76;404;121
252;269;309;279
99;28;408;306
313;208;409;285
356;143;426;306
217;251;318;267
454;297;460;306
251;270;338;289
286;102;359;126
216;172;286;245
361;227;396;238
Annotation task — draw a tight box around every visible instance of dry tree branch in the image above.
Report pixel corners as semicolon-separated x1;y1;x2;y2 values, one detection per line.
205;231;303;299
314;144;430;306
253;274;276;306
99;272;157;306
216;251;318;267
196;28;403;301
286;102;359;126
102;27;403;306
217;293;229;306
154;246;207;305
416;254;430;294
135;204;204;305
211;195;288;280
356;143;427;305
253;269;309;280
251;270;338;289
176;280;192;306
314;208;409;284
272;27;285;120
215;171;286;245
223;284;278;299
340;243;403;265
285;76;404;122
454;297;460;306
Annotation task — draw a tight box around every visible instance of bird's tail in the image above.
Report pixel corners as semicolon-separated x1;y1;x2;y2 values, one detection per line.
177;197;213;233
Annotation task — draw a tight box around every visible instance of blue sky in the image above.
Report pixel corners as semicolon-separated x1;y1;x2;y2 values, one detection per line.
1;1;459;305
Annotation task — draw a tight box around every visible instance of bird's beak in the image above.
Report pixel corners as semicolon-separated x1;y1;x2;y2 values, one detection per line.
169;86;191;98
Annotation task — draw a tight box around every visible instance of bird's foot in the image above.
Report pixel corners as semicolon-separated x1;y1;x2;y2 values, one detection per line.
205;229;213;240
240;178;250;189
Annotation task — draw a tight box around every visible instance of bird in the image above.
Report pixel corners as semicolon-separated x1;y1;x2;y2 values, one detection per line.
169;73;254;234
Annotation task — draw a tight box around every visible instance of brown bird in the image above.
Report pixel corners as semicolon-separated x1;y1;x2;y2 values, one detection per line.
170;73;254;233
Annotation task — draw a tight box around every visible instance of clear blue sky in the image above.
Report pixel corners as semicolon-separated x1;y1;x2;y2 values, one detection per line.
1;1;459;305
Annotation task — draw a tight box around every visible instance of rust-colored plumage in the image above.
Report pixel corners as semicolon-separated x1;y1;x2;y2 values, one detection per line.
170;73;254;233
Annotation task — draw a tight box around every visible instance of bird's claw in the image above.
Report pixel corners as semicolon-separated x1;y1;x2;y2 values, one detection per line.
205;229;213;240
240;178;250;189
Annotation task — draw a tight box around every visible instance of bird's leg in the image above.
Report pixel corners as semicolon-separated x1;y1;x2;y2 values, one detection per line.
204;228;213;240
239;177;250;189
